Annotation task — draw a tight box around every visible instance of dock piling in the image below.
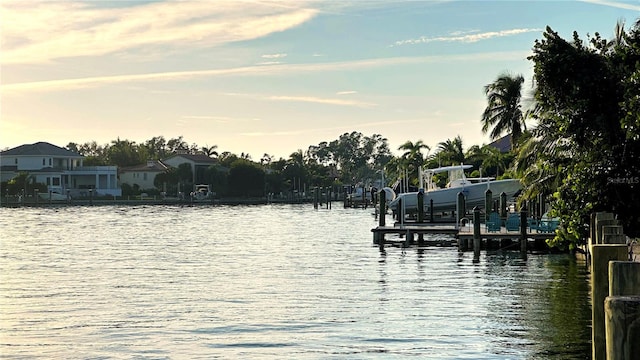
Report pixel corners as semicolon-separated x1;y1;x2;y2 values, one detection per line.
456;192;464;230
473;207;480;263
417;190;424;223
484;189;492;224
379;189;386;227
520;207;527;260
430;199;434;223
591;244;629;360
605;261;640;360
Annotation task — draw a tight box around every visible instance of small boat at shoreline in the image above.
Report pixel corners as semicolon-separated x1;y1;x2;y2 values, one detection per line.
38;191;68;201
387;164;521;217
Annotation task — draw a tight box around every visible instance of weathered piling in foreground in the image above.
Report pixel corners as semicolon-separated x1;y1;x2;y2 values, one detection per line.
591;244;629;360
609;261;640;296
473;207;480;263
605;261;640;360
499;191;507;219
605;295;640;360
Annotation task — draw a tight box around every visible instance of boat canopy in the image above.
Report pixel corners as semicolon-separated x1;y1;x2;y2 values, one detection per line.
419;164;473;191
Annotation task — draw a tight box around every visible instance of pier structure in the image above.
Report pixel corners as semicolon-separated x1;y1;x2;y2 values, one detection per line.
372;203;557;257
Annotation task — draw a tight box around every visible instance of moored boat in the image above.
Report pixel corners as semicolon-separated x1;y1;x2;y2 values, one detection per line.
387;164;521;217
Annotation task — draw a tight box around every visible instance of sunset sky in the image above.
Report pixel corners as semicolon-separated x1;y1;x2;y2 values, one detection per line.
2;0;639;159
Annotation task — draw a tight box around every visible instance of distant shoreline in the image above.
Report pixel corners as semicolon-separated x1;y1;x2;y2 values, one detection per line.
0;196;320;208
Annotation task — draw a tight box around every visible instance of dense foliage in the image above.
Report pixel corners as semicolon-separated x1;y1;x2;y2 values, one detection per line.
519;21;640;247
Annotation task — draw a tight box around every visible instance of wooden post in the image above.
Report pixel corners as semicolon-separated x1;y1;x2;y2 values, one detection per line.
605;296;640;360
484;188;492;224
313;187;318;209
343;189;348;208
609;261;640;296
591;244;629;360
603;225;625;244
595;212;616;244
591;213;597;245
520;206;527;260
379;189;386;227
473;206;480;263
499;192;507;219
405;229;414;247
417;190;424;223
538;192;545;217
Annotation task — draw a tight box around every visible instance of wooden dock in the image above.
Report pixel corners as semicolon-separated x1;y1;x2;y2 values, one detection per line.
372;221;556;252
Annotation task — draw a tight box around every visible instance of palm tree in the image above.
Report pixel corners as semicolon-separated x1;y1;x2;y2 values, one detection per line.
482;73;526;147
260;153;273;167
480;146;510;178
435;136;465;166
397;140;430;185
200;145;218;158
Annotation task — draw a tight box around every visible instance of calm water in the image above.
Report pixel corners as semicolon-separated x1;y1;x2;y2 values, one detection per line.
0;204;590;359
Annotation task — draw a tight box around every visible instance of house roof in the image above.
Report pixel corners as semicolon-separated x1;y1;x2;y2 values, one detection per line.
120;160;169;173
163;153;217;165
487;134;512;153
1;142;82;157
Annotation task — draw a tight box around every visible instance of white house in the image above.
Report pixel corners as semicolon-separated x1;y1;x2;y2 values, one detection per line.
0;142;122;197
119;160;168;191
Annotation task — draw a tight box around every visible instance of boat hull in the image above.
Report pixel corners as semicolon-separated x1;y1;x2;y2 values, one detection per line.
388;179;521;214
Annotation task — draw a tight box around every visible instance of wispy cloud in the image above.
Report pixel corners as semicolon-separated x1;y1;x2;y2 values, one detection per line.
223;91;375;108
267;95;376;108
262;53;288;59
1;50;531;93
336;90;358;95
579;0;640;11
0;1;317;64
392;28;542;46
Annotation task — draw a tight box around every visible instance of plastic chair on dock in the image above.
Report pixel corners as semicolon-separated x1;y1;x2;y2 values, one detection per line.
505;213;520;232
486;212;501;232
537;218;559;233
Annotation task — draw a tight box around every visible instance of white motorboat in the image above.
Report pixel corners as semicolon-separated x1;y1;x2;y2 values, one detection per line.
39;191;68;201
192;184;214;201
387;164;521;216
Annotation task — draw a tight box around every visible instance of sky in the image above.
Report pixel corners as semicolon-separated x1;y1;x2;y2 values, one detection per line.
1;0;639;160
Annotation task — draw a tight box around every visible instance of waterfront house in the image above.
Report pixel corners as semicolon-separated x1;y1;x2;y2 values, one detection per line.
119;160;168;191
0;142;121;197
162;153;218;190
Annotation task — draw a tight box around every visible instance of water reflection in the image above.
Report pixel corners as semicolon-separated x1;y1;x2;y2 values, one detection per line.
483;252;591;359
